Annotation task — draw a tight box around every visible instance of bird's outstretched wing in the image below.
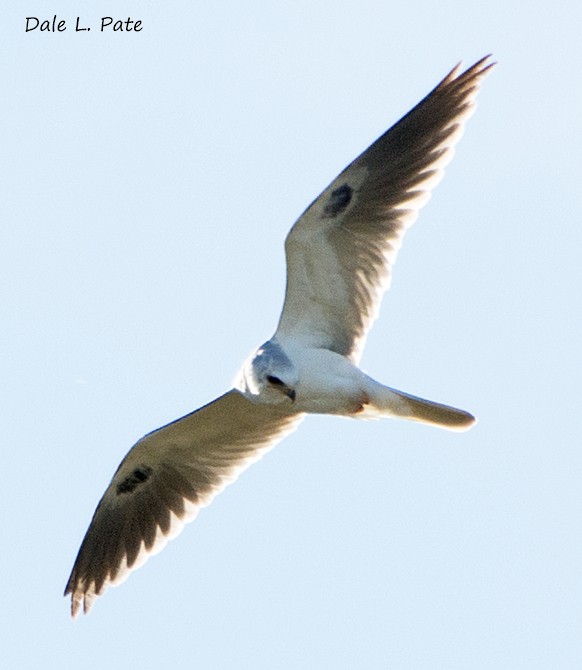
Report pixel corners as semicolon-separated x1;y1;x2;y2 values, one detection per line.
275;56;494;362
64;390;302;617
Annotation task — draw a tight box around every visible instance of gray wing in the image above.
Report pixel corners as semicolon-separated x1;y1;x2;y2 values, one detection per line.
64;390;303;617
275;56;494;362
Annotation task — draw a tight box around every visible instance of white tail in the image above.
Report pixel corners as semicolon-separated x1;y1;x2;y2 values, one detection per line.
366;382;476;432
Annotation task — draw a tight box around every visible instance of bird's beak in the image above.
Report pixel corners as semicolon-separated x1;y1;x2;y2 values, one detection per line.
286;389;296;402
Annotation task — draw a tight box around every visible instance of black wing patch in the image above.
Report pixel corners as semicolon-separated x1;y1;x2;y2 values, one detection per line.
116;465;153;495
322;183;353;218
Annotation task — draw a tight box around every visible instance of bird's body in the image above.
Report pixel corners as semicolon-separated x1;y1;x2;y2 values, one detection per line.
238;342;368;414
238;342;474;426
65;56;494;617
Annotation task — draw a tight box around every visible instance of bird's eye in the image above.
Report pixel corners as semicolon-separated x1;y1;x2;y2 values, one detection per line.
266;375;284;386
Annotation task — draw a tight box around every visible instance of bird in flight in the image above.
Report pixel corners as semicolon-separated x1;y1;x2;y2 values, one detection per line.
65;56;494;617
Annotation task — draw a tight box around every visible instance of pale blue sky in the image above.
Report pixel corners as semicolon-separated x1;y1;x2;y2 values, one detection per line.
2;1;582;668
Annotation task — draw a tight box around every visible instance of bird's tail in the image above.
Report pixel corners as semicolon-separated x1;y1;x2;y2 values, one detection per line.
365;381;476;432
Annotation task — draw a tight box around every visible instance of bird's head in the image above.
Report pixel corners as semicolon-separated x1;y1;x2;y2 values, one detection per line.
236;340;298;406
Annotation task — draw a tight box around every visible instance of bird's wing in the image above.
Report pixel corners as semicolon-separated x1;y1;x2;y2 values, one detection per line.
275;56;493;362
64;389;303;617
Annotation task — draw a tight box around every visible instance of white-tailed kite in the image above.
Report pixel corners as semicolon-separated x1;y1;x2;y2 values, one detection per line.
65;56;493;617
